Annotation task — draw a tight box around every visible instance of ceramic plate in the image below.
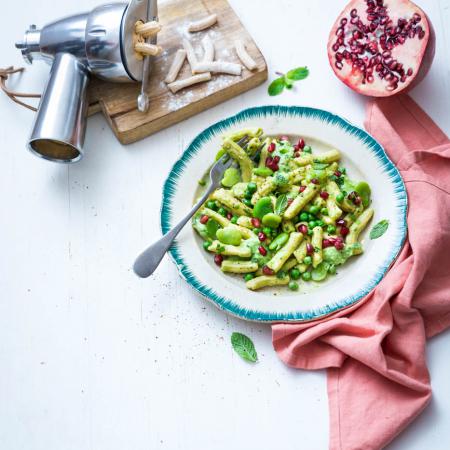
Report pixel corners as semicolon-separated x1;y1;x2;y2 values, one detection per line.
161;106;407;322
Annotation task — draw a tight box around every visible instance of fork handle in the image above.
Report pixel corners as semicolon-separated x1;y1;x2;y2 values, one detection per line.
133;183;216;278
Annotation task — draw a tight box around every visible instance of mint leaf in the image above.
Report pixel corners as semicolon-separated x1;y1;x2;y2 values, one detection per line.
286;67;309;81
268;77;286;96
206;219;220;240
231;332;258;362
274;194;288;215
370;220;389;240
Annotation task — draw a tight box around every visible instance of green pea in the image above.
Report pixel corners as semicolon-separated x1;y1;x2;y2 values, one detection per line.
243;198;253;207
328;264;337;275
309;205;320;215
309;220;317;228
231;216;238;224
262;213;282;228
203;241;211;251
288;280;299;291
316;220;324;227
253;167;273;177
277;270;287;279
244;190;253;200
307;213;314;221
247;182;257;193
253;228;261;234
307;229;313;236
244;273;254;282
300;212;309;221
321;208;329;216
303;145;312;153
263;227;272;235
269;232;289;251
253;197;273;219
290;268;301;280
216;226;242;246
206;200;217;211
303;256;312;266
302;271;312;281
327;225;336;234
336;193;344;203
218;207;227;216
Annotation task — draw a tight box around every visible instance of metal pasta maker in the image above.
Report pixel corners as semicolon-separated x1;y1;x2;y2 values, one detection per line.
15;0;158;163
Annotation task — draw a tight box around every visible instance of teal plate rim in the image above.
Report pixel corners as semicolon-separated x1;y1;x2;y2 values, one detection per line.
160;105;408;323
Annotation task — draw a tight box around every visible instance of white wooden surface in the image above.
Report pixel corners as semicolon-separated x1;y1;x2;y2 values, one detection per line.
1;1;449;449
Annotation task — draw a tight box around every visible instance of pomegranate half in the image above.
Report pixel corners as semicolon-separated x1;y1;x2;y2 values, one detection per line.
327;0;435;97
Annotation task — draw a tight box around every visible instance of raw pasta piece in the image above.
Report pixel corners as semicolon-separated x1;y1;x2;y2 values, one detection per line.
234;40;257;70
202;35;215;63
188;14;218;32
182;38;199;73
167;73;211;94
194;61;242;76
294;149;341;167
134;42;162;56
135;20;161;37
164;49;187;84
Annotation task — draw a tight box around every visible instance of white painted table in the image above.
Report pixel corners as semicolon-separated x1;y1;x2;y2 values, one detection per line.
1;1;449;449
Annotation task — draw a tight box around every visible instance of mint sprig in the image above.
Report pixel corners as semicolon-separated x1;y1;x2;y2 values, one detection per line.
268;67;309;96
231;332;258;362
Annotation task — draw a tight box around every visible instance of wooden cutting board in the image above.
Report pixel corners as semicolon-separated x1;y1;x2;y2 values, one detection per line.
87;0;267;144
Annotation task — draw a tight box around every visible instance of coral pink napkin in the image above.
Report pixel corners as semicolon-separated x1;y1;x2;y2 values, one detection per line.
272;95;450;450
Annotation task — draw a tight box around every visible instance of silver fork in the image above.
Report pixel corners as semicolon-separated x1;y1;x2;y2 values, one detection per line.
133;137;253;278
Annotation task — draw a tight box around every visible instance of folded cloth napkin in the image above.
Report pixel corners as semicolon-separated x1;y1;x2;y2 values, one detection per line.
272;95;450;450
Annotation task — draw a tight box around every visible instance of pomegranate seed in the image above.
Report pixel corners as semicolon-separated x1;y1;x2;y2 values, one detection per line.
306;243;314;256
334;171;342;178
311;178;319;185
251;218;261;228
268;142;276;153
262;265;274;276
271;164;279;172
322;239;333;248
265;156;273;167
279;135;289;141
320;191;329;200
407;68;413;76
273;155;281;163
200;215;209;224
214;254;223;266
258;232;267;242
350;8;358;18
340;226;350;237
299;185;307;193
294;152;300;158
226;212;233;220
297;138;305;149
336;218;346;227
327;237;337;245
334;239;345;251
298;224;308;235
354;196;362;206
287;198;294;206
258;246;267;256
